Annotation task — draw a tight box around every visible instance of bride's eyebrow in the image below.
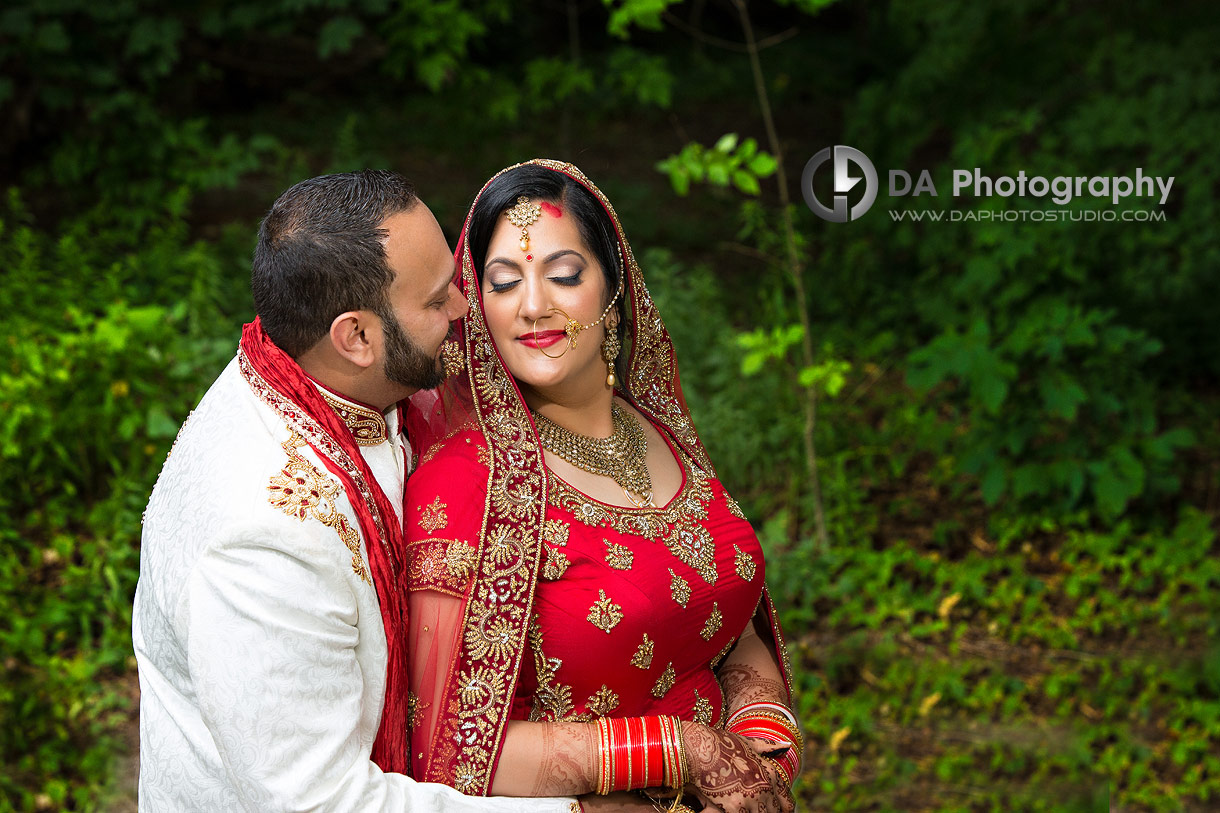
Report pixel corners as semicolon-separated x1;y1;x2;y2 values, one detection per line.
542;249;584;264
484;256;521;272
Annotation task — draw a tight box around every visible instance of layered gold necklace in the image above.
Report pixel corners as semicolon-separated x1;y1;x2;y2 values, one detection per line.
534;402;654;507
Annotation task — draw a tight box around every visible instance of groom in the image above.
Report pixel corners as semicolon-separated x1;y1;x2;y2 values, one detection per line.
132;170;576;811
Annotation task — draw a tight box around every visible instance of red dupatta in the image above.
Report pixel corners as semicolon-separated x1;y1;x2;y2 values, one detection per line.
407;160;794;793
238;318;412;775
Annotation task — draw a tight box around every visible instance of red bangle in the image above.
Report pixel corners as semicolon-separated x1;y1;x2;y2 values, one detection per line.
595;715;686;793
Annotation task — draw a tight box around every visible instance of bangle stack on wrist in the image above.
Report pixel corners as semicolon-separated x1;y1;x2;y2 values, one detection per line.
595;715;688;801
725;702;804;786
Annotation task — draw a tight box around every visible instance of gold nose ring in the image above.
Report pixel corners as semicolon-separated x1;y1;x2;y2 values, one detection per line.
531;308;581;358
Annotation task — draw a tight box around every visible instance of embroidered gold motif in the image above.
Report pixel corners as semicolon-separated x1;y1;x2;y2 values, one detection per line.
476;442;493;469
651;662;675;698
604;539;634;570
419;496;448;534
529;618;575;722
547;456;718;583
734;544;757;582
587;589;624;633
267;432;370;584
407;539;476;595
542;546;571;580
543;519;571;545
586;685;620;717
725;494;746;520
406;691;431;731
700;602;723;641
630;634;655;669
693;688;713;725
464;607;521;661
669;568;691;608
319;389;387;446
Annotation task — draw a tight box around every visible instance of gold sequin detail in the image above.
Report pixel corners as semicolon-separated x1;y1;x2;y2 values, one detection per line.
587;589;624;633
651;662;676;698
669;568;691;608
267;432;370;584
419;496;448;534
693;688;713;725
631;634;655;669
604;539;634;570
548;456;718;583
319;389;388;446
711;638;736;670
700;602;723;641
725;494;746;519
586;685;620;717
542;545;571;580
734;544;757;582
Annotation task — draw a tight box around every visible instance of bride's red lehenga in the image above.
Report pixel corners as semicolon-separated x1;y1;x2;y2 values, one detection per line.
403;160;793;795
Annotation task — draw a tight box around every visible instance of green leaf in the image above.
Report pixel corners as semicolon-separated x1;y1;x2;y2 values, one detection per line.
733;170;761;196
714;132;740;153
318;16;365;59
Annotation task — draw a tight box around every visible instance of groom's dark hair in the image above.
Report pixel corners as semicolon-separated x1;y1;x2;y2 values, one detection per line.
252;170;419;358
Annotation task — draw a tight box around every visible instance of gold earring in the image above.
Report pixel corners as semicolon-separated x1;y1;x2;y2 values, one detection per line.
601;325;620;387
505;196;542;254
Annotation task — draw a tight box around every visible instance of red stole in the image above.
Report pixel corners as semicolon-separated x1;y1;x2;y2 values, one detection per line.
239;318;411;775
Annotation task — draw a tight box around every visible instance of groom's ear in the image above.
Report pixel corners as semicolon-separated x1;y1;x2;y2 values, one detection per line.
328;311;376;369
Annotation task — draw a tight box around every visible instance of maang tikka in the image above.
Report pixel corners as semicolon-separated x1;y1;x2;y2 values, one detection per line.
505;196;541;257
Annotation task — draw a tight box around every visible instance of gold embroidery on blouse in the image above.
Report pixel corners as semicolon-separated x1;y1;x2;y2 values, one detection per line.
586;685;620;717
464;604;521;662
700;602;723;641
528;618;575;722
547;457;718;583
542;546;571;581
604;539;634;570
406;691;431;731
693;688;713;725
267;432;371;584
587;589;624;633
476;443;493;469
734;544;757;582
651;662;676;698
724;494;746;519
541;519;571;580
319;389;387;446
669;568;691;608
631;633;655;669
419;496;448;534
406;539;476;595
711;638;736;670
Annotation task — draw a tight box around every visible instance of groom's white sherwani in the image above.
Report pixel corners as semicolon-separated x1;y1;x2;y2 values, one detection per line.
133;358;573;812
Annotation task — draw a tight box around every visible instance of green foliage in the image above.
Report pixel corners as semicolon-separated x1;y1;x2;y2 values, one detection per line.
657;133;778;196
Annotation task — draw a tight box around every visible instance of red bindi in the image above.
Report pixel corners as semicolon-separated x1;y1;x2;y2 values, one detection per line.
526;254;533;261
539;202;563;218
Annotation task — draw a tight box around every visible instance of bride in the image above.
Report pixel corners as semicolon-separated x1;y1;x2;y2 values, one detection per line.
404;160;801;812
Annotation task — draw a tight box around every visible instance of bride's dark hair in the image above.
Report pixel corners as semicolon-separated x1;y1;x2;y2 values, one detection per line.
466;165;624;309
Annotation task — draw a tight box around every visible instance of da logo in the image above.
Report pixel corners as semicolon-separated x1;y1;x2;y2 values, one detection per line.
802;146;878;222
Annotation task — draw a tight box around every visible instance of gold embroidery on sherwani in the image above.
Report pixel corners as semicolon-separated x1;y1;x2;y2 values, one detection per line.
700;602;723;641
319;389;387;446
604;539;634;570
587;589;624;633
733;544;757;582
693;688;713;725
669;568;691;608
419;496;448;534
651;662;676;698
631;633;655;669
586;685;620;717
267;432;370;584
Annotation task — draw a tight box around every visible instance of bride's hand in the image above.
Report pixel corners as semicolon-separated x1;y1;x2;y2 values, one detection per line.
578;791;659;811
681;722;794;813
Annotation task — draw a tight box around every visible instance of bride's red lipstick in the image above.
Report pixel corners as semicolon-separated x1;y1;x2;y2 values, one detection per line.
519;329;566;349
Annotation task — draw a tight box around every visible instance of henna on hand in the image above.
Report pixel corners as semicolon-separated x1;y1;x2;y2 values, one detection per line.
681;722;793;813
718;662;787;713
529;723;599;796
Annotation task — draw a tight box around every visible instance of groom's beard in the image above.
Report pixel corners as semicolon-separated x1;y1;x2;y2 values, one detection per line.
379;306;447;391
